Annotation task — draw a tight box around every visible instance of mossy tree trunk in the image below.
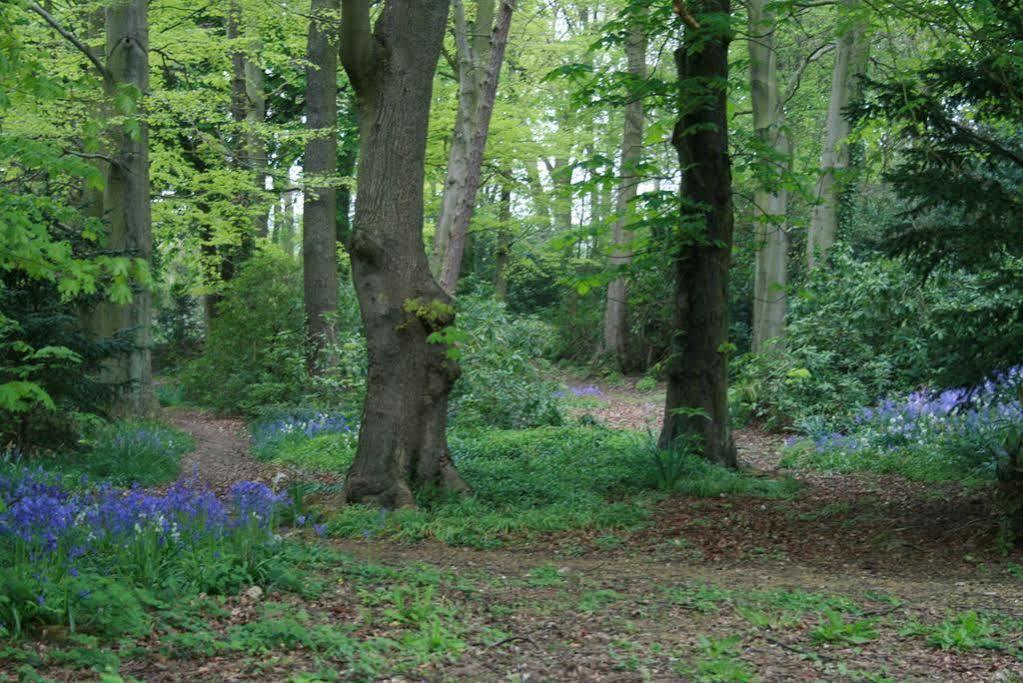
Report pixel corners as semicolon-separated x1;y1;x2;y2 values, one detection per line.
339;0;468;507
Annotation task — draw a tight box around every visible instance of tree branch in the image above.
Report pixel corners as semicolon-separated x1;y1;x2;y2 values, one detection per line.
782;42;834;108
27;1;113;86
340;0;374;90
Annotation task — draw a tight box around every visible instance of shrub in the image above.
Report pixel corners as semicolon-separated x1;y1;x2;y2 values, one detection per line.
449;296;563;429
180;250;308;413
732;249;981;428
783;367;1023;483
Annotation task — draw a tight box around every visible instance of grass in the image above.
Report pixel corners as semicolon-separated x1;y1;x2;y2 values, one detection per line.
7;542;473;680
2;420;193;488
779;440;993;484
313;426;797;547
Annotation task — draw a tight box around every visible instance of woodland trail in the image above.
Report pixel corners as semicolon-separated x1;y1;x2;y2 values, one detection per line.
155;391;1023;681
161;408;275;492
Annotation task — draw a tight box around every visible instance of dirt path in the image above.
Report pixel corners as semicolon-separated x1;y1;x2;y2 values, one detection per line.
161;408;275;492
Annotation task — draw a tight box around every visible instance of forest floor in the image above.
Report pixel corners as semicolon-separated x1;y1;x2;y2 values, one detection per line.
8;382;1023;682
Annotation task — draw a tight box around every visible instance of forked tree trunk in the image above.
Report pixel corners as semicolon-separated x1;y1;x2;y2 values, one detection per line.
95;0;154;416
602;20;647;368
435;0;516;294
340;0;467;507
303;0;340;370
748;0;789;351
660;0;737;468
807;0;868;269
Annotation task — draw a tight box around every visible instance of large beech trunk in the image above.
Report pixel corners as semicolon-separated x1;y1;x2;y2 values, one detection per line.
660;0;737;468
91;0;154;417
303;0;340;369
602;20;646;368
806;0;868;269
340;0;467;507
748;0;789;351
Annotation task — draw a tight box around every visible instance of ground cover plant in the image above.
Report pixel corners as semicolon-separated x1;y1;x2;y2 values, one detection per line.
2;421;193;489
0;468;289;640
783;366;1023;484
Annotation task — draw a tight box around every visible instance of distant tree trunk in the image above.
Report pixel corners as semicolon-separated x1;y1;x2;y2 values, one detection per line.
748;0;789;351
806;0;868;269
660;0;737;468
549;156;573;232
337;109;358;248
245;46;268;238
435;0;516;294
95;0;154;416
280;189;297;257
602;20;646;368
340;0;468;507
524;161;553;228
303;0;340;370
493;182;512;299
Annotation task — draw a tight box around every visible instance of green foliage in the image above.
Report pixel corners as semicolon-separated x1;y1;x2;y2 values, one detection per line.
449;296;564;428
678;635;756;683
68;421;193;487
181;250;308;413
732;249;977;428
901;611;1021;654
809;609;879;646
254;431;356;475
2;420;192;488
327;426;791;547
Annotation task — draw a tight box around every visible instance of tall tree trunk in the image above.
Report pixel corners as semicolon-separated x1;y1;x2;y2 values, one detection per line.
748;0;789;351
660;0;737;468
97;0;154;416
435;0;516;294
493;182;512;299
303;0;340;370
340;0;467;507
245;47;268;238
602;20;646;368
806;0;868;269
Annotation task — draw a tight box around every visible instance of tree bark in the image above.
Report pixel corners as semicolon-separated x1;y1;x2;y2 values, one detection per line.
435;0;516;294
806;0;868;269
340;0;468;507
303;0;340;370
748;0;789;351
660;0;737;468
602;20;647;368
95;0;154;416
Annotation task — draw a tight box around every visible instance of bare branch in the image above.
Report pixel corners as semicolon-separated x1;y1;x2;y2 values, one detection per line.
27;1;113;86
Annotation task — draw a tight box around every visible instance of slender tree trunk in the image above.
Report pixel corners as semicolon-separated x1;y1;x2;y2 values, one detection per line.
748;0;789;351
340;0;467;507
493;182;512;299
806;0;868;269
303;0;340;370
281;189;296;257
245;48;268;238
602;20;646;368
525;161;553;228
660;0;737;468
436;0;516;294
96;0;154;416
